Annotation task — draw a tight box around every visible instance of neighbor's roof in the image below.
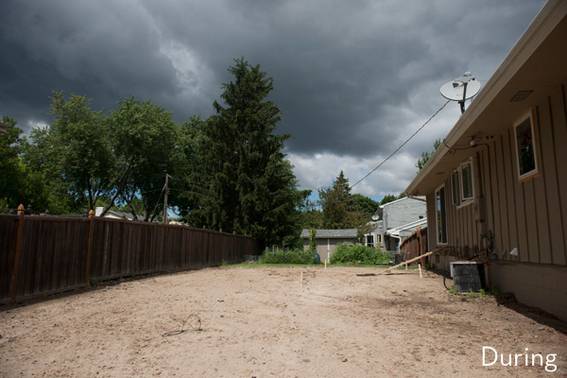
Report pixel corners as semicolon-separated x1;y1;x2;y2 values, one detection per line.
378;196;425;209
386;218;427;238
405;0;567;195
300;229;358;239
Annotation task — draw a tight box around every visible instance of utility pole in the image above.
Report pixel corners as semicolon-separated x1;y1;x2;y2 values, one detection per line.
163;173;169;224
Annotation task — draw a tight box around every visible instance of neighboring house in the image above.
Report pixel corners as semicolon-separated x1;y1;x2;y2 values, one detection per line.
386;218;428;249
301;229;358;261
95;206;136;221
405;0;567;321
364;196;426;252
364;220;384;249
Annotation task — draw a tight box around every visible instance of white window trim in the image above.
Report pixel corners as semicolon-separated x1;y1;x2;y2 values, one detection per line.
435;184;448;245
450;158;475;209
513;110;539;181
450;170;461;207
458;158;475;207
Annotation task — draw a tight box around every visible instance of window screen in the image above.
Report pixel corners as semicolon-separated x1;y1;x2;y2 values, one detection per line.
451;171;460;206
436;186;447;244
461;162;473;200
515;116;537;177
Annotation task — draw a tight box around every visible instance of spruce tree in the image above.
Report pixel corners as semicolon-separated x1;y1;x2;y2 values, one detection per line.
199;58;301;247
319;171;353;228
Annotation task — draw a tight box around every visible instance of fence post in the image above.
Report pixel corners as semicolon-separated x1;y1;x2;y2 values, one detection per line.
9;204;25;302
84;209;95;286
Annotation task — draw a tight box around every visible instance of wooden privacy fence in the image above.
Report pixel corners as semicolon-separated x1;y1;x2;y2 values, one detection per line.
399;227;428;266
0;210;259;304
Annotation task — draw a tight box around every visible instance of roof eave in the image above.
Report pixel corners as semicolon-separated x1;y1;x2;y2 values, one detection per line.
405;0;567;196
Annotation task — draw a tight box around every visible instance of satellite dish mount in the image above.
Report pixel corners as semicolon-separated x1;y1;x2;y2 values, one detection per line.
440;72;481;114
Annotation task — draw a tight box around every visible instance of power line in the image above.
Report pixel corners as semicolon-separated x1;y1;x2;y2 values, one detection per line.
351;100;451;189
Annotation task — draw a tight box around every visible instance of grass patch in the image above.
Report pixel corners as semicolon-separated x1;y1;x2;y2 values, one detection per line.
259;248;318;264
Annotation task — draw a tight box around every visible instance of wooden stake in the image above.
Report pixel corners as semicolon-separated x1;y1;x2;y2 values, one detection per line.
418;263;423;278
405;263;408;270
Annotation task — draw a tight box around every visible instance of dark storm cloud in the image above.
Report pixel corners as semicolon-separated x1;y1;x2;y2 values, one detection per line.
0;0;544;193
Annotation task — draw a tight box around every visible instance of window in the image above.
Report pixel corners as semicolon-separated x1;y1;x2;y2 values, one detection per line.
460;160;474;201
514;112;538;179
451;171;460;206
366;234;374;247
451;159;474;206
435;185;447;244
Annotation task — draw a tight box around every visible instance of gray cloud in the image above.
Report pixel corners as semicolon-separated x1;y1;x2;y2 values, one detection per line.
0;0;544;194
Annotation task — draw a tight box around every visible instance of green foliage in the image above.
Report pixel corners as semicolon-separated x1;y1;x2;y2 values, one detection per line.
330;243;390;265
0;117;25;210
50;92;115;212
259;248;318;264
109;98;178;221
176;58;302;247
21;123;81;214
416;139;442;171
319;171;352;229
309;228;317;252
0;57;305;248
379;194;398;206
351;194;378;216
317;171;380;239
1;117;66;213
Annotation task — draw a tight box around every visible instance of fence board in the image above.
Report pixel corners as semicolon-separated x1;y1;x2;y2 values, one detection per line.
0;215;258;303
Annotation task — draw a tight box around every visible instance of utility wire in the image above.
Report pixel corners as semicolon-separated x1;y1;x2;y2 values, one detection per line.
350;100;451;189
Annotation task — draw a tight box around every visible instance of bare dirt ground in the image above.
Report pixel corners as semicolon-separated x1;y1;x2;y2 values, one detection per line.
1;266;566;377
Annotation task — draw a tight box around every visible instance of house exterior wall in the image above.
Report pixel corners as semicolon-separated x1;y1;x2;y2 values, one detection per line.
382;198;426;230
363;221;384;249
428;83;567;266
426;83;567;320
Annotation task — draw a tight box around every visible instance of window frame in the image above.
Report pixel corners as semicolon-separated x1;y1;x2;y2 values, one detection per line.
435;184;448;245
451;170;461;207
366;234;374;248
459;158;475;204
450;157;475;208
513;110;539;181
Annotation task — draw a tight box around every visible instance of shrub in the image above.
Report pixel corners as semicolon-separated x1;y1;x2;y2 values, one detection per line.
330;243;390;265
259;248;318;264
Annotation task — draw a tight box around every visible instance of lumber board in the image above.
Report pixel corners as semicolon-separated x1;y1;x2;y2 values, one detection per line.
380;251;434;274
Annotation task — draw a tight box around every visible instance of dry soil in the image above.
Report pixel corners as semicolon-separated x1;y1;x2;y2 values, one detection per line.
1;266;566;377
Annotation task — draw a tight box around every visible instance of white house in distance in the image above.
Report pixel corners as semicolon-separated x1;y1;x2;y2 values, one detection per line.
365;196;427;252
95;206;135;220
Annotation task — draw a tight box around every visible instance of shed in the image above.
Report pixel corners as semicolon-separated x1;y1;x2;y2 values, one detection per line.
301;229;358;261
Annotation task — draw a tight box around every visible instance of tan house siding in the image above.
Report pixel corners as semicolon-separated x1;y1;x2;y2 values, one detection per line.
427;83;567;268
407;5;567;319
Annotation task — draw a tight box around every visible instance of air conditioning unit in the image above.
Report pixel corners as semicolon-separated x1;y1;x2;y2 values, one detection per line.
449;261;486;292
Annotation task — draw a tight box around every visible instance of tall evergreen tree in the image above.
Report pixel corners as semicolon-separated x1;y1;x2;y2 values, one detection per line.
192;58;301;246
319;171;353;228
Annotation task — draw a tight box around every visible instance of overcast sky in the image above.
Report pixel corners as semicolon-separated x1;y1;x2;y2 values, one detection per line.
0;0;545;199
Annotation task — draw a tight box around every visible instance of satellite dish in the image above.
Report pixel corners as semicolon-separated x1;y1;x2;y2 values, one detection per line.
371;215;379;221
440;72;481;113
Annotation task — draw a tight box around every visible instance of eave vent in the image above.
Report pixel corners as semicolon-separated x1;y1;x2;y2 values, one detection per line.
510;90;533;102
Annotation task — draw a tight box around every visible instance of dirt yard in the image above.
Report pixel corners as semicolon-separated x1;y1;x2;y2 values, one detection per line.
1;266;566;377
